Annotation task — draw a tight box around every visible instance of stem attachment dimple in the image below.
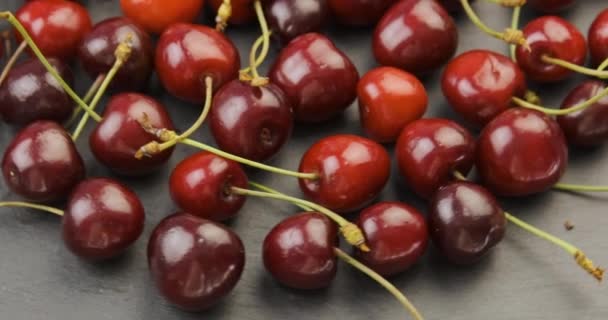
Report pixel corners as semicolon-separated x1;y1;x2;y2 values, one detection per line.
0;201;64;217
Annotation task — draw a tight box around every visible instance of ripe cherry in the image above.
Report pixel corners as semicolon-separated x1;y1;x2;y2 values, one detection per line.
120;0;204;34
358;67;428;143
589;9;608;67
327;0;396;26
395;118;475;199
148;213;245;311
209;0;255;25
442;50;527;126
476;108;568;197
264;0;330;42
269;33;359;123
373;0;458;75
527;0;576;13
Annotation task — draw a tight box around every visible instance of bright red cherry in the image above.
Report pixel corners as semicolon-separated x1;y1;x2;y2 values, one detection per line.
120;0;204;34
557;81;608;147
264;0;330;43
156;23;240;103
169;152;248;222
209;0;255;25
62;178;145;261
148;213;245;311
358;67;428;143
269;33;359;123
354;202;428;276
89;93;175;176
528;0;576;13
589;9;608;67
2;121;85;202
477;108;568;197
373;0;458;75
395;119;475;199
327;0;396;26
298;134;391;213
516;16;587;83
15;0;92;60
442;50;527;126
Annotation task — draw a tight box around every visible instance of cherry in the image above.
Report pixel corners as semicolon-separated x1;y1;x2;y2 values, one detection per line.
354;202;428;277
78;17;153;92
263;0;330;42
269;33;359;123
148;212;245;311
298;134;391;213
170;151;249;222
476;108;568;197
156;23;240;104
209;0;255;25
442;50;527;126
428;181;506;265
527;0;576;13
89;93;175;176
358;67;428;143
119;0;204;34
1;121;84;202
15;0;92;60
589;9;608;67
373;0;458;75
515;16;587;83
210;80;294;162
62;178;145;261
395;118;475;199
327;0;396;26
0;58;74;126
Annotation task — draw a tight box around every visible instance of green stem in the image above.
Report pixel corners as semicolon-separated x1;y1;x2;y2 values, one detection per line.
597;57;608;71
248;181;313;211
0;40;26;86
541;55;608;79
510;6;521;61
65;74;105;128
0;201;63;216
553;183;608;193
512;84;608;116
239;31;272;79
248;0;270;86
460;0;527;47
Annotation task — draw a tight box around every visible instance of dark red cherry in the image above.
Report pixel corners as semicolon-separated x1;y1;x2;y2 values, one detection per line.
527;0;576;13
327;0;396;26
62;178;145;261
442;50;527;126
354;202;428;277
557;80;608;147
156;23;240;104
0;58;74;126
589;9;608;67
269;33;359;123
2;121;84;202
429;181;506;265
298;134;391;213
264;0;330;42
516;16;587;83
395;119;475;199
373;0;458;75
210;80;294;162
148;213;245;311
209;0;255;25
78;17;153;92
169;152;248;222
15;0;92;60
263;212;338;289
358;67;428;143
89;93;175;176
436;0;474;13
477;108;568;197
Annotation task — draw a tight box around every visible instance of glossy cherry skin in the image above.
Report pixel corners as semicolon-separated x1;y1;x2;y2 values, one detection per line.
263;212;338;289
269;33;359;123
15;0;92;60
62;178;144;261
327;0;396;26
156;23;240;104
528;0;576;13
120;0;204;34
148;213;245;311
298;134;391;213
355;202;428;276
89;93;175;176
395;119;475;199
477;108;568;197
358;67;428;143
209;0;255;25
0;58;73;126
589;9;608;67
373;0;458;75
78;17;153;92
429;181;506;265
557;81;608;147
169;152;248;222
516;16;587;83
2;121;84;202
264;0;330;43
442;50;527;126
210;80;294;162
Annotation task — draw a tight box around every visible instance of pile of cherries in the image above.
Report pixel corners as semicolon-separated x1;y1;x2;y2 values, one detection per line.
0;0;607;318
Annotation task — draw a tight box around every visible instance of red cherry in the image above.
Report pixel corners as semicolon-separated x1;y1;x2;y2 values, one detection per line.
298;134;391;213
476;108;568;197
395;118;475;199
589;8;608;67
269;33;359;123
155;23;240;103
515;16;587;83
527;0;576;13
120;0;204;34
327;0;396;26
263;0;330;43
358;67;428;143
442;50;527;126
209;0;255;25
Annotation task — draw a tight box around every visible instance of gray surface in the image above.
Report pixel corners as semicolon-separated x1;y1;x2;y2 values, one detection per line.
1;1;607;319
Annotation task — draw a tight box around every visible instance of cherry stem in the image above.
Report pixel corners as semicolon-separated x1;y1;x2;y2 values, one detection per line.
247;0;270;86
483;0;526;6
597;57;608;72
230;185;370;252
0;41;26;86
0;201;63;217
509;5;521;61
248;181;313;211
239;31;273;81
541;55;608;79
215;0;232;31
553;183;608;193
460;0;529;49
512;84;608;116
1;30;11;59
65;74;105;128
